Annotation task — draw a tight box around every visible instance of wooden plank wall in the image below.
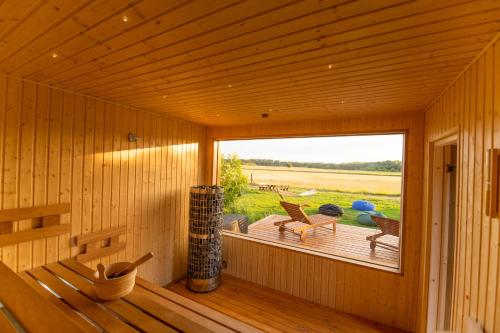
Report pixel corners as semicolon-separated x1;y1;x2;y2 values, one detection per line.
422;38;500;332
0;74;206;286
206;112;424;332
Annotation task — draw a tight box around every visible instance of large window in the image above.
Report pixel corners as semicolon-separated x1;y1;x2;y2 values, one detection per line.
218;134;405;272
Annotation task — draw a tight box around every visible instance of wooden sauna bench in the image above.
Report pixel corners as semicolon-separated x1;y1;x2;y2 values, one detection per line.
170;275;407;333
0;260;259;333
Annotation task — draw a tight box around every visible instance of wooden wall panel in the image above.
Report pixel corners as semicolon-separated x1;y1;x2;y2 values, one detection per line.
207;112;424;332
422;37;500;332
0;74;206;286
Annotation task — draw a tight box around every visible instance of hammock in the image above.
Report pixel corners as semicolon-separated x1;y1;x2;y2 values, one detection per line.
298;189;317;197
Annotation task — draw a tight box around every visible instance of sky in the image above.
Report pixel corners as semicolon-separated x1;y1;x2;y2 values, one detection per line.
220;134;404;163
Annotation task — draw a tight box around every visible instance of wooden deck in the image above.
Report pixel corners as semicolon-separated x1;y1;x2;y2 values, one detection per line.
170;274;406;333
246;215;399;269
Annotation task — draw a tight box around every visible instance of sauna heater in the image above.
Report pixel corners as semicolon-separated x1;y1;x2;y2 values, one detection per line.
187;185;224;292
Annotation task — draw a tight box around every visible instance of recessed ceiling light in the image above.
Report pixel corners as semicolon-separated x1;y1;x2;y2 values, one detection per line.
216;114;220;117
227;84;232;88
51;52;58;59
162;95;167;99
122;15;129;22
328;64;333;69
269;108;273;112
341;100;345;104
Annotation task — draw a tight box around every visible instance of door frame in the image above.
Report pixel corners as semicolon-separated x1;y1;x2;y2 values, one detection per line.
419;127;460;332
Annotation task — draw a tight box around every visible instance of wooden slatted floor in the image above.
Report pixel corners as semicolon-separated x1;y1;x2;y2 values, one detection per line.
246;215;399;269
169;275;406;333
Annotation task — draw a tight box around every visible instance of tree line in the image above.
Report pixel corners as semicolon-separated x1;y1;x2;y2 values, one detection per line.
238;158;402;172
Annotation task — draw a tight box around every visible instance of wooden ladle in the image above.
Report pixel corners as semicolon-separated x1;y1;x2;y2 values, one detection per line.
97;263;107;281
108;252;153;279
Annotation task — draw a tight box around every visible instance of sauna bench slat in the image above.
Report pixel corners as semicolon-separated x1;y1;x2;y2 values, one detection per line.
0;260;260;333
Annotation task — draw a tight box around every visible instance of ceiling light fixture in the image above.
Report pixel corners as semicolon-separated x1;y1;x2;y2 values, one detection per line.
51;52;58;59
122;15;129;22
162;95;167;99
328;64;332;69
227;84;232;88
341;100;345;104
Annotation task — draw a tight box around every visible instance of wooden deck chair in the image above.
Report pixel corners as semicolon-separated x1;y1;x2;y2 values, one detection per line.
274;201;337;241
366;215;400;252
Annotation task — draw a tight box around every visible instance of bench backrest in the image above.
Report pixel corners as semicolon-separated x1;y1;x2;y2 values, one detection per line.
75;226;126;262
280;201;312;225
371;216;400;237
0;204;70;247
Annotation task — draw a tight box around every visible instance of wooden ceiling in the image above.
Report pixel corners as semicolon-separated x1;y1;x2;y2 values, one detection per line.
0;0;499;126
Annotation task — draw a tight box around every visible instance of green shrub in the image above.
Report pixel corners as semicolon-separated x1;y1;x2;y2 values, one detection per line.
220;154;248;210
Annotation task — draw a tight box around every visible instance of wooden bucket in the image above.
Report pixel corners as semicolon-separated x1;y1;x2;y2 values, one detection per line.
93;262;137;301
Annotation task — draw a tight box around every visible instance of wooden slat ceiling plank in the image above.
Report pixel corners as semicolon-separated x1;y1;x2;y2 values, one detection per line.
128;90;455;120
128;85;460;119
6;0;194;76
139;88;446;117
134;70;457;106
146;98;434;121
162;90;442;110
203;109;402;124
196;112;395;125
62;0;486;93
27;0;294;82
1;0;498;125
137;77;457;111
78;23;494;96
93;14;500;101
0;0;95;65
113;51;476;103
179;106;422;126
0;0;44;40
54;0;500;93
0;0;144;72
202;106;421;122
149;51;477;102
207;85;442;113
59;0;406;89
149;63;468;106
90;35;489;98
156;77;457;114
123;27;493;104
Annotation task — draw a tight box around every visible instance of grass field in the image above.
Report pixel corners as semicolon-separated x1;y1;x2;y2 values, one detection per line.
229;186;401;229
242;165;402;195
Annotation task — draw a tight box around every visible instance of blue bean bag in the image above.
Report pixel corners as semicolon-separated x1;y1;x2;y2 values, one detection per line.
357;211;386;226
351;200;375;211
368;211;386;218
357;213;376;226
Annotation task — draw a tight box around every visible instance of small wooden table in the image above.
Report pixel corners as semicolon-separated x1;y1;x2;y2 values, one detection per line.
0;260;260;333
